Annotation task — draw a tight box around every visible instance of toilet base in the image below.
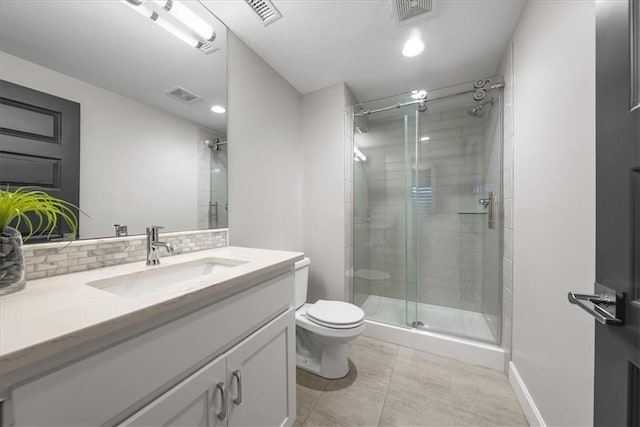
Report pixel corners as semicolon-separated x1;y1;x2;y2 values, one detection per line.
296;326;361;379
296;348;350;379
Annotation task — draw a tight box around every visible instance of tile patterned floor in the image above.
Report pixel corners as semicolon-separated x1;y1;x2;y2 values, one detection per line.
295;336;528;427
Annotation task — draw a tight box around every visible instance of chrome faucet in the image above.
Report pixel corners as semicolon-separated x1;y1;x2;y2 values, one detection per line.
146;226;175;265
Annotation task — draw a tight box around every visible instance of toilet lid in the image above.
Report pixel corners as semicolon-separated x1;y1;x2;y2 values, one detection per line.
306;300;365;328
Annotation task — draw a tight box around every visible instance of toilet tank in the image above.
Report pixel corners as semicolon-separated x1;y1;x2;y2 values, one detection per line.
294;257;311;309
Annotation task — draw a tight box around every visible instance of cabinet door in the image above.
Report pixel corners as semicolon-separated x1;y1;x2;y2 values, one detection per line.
120;354;227;427
226;308;296;427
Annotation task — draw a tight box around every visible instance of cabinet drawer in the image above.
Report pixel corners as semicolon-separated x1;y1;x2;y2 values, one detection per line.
11;272;294;426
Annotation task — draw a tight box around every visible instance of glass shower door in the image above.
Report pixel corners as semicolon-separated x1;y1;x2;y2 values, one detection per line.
353;95;418;326
405;104;420;327
410;83;503;343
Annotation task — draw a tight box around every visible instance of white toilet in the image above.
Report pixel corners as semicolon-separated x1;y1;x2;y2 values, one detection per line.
294;257;365;379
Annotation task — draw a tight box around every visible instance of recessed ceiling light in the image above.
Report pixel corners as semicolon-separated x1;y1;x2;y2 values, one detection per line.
402;37;424;57
420;136;430;142
211;105;226;114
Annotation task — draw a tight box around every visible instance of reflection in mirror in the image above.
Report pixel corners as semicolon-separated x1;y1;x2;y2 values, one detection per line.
0;0;228;241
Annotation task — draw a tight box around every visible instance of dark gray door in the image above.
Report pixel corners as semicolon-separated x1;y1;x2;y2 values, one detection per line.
595;1;640;425
0;80;80;241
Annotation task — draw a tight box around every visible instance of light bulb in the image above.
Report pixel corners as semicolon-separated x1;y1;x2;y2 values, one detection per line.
155;0;215;41
121;0;154;19
154;15;199;47
211;105;226;114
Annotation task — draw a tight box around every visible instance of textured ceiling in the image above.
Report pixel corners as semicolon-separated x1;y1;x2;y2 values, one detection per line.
0;0;228;134
203;0;526;102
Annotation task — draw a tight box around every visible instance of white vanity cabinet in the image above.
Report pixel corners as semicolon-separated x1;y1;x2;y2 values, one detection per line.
120;354;228;427
6;271;296;427
121;310;295;427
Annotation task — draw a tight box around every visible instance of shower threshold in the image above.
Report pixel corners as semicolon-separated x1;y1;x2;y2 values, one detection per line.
360;296;505;370
360;295;498;343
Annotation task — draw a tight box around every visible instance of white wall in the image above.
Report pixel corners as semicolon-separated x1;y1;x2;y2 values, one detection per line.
1;52;216;239
302;83;346;302
227;34;303;251
509;1;596;425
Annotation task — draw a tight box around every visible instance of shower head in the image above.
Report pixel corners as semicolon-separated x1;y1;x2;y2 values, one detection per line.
204;137;227;151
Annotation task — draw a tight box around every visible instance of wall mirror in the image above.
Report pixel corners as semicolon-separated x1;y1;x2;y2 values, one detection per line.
0;0;228;241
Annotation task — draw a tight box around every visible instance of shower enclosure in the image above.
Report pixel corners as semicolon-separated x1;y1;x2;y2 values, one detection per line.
352;77;503;344
209;140;228;229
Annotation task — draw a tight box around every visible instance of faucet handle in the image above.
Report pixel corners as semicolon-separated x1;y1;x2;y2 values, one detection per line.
146;225;164;234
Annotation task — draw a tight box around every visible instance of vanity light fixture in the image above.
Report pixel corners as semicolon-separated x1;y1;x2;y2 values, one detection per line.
211;105;226;114
154;15;200;47
122;0;215;50
402;37;425;57
354;146;367;162
122;0;154;18
154;0;216;41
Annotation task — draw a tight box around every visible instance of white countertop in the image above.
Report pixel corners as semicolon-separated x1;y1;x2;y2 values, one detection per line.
0;246;303;374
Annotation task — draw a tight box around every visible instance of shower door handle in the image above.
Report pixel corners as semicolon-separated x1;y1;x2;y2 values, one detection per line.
479;191;495;229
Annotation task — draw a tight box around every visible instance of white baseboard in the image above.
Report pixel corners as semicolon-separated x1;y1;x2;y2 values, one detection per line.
509;361;546;427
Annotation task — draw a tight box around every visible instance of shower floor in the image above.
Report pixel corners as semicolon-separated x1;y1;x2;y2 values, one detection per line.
360;295;498;343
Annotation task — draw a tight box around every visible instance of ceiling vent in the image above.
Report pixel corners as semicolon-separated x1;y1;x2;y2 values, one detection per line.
395;0;434;23
245;0;282;26
166;86;202;104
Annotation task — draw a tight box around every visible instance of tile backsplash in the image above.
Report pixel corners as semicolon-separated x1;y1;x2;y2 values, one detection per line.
23;229;229;280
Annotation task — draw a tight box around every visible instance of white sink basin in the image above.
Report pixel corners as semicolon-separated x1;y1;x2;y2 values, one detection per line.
86;257;248;298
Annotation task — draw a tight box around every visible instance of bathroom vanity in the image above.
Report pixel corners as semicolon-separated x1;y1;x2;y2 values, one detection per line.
0;246;302;426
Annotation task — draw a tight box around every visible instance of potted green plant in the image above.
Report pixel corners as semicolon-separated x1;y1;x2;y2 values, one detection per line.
0;187;79;296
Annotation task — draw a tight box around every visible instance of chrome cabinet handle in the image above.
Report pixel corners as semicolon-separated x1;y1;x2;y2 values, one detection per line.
567;285;625;325
216;382;226;421
232;370;242;406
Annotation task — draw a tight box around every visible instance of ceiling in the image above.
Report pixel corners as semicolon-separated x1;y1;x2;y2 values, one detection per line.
0;0;228;134
203;0;526;103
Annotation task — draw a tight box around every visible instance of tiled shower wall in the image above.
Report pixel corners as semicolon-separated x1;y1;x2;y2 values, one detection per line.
22;229;228;281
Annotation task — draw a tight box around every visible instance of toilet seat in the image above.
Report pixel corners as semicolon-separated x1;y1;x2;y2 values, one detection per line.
305;300;365;329
296;307;365;338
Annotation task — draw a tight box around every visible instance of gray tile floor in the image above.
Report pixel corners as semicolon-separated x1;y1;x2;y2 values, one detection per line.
295;336;528;427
